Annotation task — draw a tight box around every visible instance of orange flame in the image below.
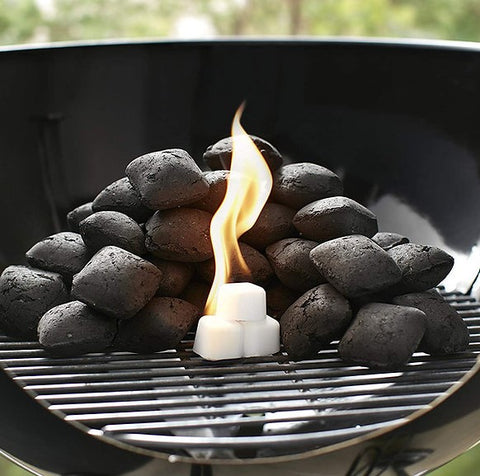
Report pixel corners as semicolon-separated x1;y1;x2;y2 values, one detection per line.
205;104;273;315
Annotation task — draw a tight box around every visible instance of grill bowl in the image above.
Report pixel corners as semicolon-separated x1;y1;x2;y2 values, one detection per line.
1;39;480;476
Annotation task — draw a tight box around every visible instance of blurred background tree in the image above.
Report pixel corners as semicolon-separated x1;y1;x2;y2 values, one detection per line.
3;0;480;45
0;0;480;474
0;0;41;44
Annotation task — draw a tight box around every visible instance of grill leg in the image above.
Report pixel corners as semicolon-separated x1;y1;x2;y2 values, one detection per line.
190;464;213;476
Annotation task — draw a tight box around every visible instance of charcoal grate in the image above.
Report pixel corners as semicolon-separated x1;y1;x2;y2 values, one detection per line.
0;291;479;461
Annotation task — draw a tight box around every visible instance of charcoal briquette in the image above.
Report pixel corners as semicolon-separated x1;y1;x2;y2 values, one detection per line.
393;290;469;355
372;232;409;250
92;177;151;223
265;238;326;292
265;279;299;319
126;149;209;210
203;135;283;171
272;163;343;210
145;208;213;262
38;301;116;356
241;202;296;250
67;202;94;233
71;246;162;320
192;170;228;213
196;242;274;286
294;196;378;242
310;235;402;298
338;303;427;369
180;280;210;312
79;211;146;256
280;283;352;360
0;266;68;339
148;257;194;297
26;232;91;281
114;297;200;353
388;244;454;293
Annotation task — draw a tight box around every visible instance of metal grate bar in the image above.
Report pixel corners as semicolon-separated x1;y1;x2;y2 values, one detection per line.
52;392;440;414
37;381;456;404
102;404;432;433
110;419;409;450
444;295;476;302
3;344;479;370
67;403;428;425
6;359;358;375
11;353;478;384
22;369;470;395
450;303;480;310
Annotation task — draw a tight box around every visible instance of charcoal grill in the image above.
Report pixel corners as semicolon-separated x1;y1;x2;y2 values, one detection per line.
2;39;480;475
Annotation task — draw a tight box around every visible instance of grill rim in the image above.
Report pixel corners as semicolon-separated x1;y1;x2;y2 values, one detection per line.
2;298;479;466
3;36;480;56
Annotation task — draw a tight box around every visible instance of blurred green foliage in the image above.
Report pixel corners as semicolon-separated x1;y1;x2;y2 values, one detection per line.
0;0;41;44
3;0;480;45
0;455;42;476
433;443;480;475
0;0;480;475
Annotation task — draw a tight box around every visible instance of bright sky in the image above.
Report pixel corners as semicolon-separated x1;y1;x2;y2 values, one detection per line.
35;0;219;39
171;15;216;38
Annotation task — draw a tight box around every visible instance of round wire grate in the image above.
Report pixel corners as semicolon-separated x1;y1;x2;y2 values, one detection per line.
0;291;478;462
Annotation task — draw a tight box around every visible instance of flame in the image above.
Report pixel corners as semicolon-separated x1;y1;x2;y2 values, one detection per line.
205;104;273;315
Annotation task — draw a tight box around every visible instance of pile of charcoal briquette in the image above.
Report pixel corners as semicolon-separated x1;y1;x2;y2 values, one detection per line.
0;136;470;369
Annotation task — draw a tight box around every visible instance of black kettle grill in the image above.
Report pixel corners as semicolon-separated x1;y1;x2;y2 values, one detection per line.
1;39;480;476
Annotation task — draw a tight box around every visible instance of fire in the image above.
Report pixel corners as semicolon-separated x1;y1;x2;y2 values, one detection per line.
205;104;273;315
